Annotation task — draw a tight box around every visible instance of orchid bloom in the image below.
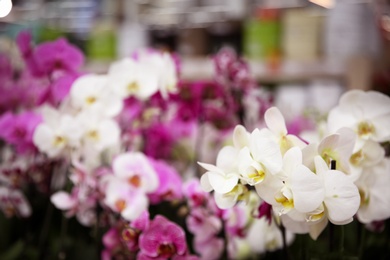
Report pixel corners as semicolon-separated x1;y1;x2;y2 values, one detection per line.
108;58;159;100
104;178;149;221
138;215;188;259
77;111;121;152
112;152;159;193
327;90;390;148
246;217;294;254
264;107;306;155
356;158;390;224
198;146;241;209
256;147;325;216
237;128;283;186
0;186;31;217
307;156;360;239
33;106;83;158
136;50;179;98
303;128;356;175
70;74;123;117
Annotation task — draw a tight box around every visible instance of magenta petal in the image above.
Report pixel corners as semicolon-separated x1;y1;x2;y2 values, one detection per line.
139;215;187;257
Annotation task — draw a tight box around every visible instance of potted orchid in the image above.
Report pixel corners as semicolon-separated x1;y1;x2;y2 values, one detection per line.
0;31;389;260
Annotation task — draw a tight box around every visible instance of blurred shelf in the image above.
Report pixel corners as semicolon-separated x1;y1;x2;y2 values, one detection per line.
84;57;346;84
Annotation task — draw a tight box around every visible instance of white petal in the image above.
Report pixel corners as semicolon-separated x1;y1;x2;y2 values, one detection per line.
265;107;287;136
290;165;325;213
233;125;249;149
255;174;283;205
280;214;310;234
198;162;224;175
208;172;238;194
122;193;148;221
51;191;77;210
323;170;360;223
314;156;329;176
200;172;213;192
302;143;318;171
282;147;302;177
216;146;238;172
214;192;237;209
250;132;282;175
309;217;328;240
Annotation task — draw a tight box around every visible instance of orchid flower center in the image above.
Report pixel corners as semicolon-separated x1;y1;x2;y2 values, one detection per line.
157;243;176;258
350;150;365;166
85;96;97;105
225;184;248;202
359;188;369;206
321;149;338;169
306;204;325;222
128;175;141;188
115;199;126;212
127;82;139;94
53;135;66;147
87;130;100;141
357;121;375;139
275;187;294;213
247;168;265;184
122;228;138;241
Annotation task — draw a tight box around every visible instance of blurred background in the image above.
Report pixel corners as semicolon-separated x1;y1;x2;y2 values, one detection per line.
0;0;389;109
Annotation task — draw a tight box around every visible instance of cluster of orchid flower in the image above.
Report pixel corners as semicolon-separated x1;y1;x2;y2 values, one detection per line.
199;90;390;240
1;30;390;259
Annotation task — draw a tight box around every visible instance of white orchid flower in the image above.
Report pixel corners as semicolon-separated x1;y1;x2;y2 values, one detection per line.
104;178;148;221
356;158;390;224
137;50;178;98
247;216;295;253
112;152;159;193
264;107;307;155
309;156;360;225
327;90;390;148
77;111;121;152
198;146;240;194
281;156;360;240
108;58;159;100
33;107;83;158
249;128;283;175
256;147;324;216
349;140;385;181
302;128;356;177
70;74;123;117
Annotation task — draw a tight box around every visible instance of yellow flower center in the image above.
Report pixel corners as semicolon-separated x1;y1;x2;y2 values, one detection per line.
87;130;99;141
275;195;294;209
357;121;375;139
248;169;265;184
53;135;66;147
85;96;97;105
127;82;139;94
359;188;369;206
350;150;365;166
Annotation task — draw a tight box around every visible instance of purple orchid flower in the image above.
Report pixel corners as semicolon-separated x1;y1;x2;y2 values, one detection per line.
0;111;42;154
138;215;188;259
148;158;183;204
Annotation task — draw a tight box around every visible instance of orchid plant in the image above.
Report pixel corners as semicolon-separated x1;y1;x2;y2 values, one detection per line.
0;31;390;260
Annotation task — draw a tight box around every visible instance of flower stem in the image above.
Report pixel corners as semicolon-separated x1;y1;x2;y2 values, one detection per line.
339;225;345;255
280;223;290;260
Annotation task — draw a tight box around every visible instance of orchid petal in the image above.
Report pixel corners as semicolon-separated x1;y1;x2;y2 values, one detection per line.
265;107;287;136
323;170;360;223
